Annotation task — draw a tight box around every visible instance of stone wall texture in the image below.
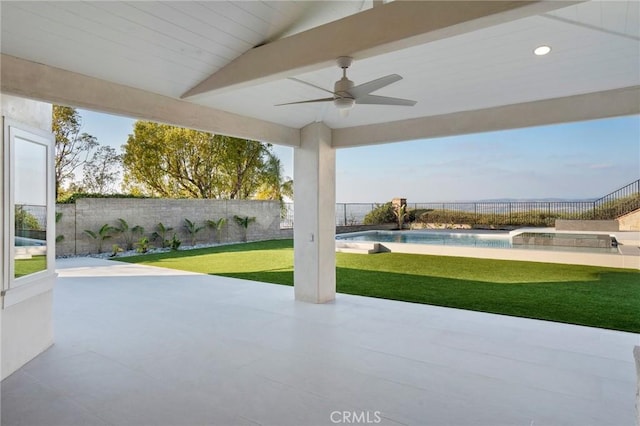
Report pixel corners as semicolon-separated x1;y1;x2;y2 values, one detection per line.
618;209;640;231
555;219;620;232
56;198;286;256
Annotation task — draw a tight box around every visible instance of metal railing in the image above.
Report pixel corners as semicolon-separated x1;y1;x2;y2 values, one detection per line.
280;203;294;228
409;201;596;227
280;179;640;229
593;179;640;219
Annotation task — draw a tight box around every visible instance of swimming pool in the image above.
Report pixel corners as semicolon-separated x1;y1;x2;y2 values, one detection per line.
336;230;511;248
336;230;620;253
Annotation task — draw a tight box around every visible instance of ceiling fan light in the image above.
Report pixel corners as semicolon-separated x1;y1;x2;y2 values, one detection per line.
534;45;551;56
334;97;354;111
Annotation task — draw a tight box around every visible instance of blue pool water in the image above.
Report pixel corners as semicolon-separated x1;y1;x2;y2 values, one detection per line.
15;236;46;246
337;230;511;248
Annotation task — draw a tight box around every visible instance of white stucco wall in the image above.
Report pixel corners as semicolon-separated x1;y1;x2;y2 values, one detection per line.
1;93;55;379
1;290;54;378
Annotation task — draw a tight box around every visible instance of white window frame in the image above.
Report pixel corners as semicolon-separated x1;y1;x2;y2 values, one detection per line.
2;119;55;305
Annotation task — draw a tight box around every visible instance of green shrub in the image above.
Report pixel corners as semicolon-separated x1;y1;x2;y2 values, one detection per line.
206;218;227;243
363;203;395;225
234;215;256;242
57;192;154;204
55;211;64;243
110;244;123;258
594;193;640;219
136;237;151;253
114;218;144;251
183;218;205;246
170;234;182;251
151;222;173;248
84;224;116;254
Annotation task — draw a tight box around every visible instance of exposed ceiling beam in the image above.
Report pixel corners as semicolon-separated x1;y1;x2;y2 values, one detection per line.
332;86;640;148
0;55;300;147
182;0;581;99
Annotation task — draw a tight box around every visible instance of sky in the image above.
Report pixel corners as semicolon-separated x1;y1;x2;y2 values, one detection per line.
78;109;639;203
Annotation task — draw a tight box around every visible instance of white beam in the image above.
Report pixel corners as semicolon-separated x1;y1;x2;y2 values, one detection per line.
182;1;580;98
332;86;640;148
0;55;300;147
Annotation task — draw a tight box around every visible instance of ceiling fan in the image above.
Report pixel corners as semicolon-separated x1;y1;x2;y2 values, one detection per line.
276;56;416;116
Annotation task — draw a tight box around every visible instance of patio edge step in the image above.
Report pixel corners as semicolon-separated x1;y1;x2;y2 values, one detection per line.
335;242;380;254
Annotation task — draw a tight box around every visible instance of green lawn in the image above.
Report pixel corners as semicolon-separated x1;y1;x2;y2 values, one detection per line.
15;255;47;278
118;239;640;333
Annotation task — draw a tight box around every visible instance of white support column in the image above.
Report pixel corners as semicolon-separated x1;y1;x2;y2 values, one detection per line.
294;122;336;303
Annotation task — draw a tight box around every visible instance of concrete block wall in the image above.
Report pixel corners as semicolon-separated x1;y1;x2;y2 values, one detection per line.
56;198;284;256
55;204;77;256
618;209;640;231
555;219;619;232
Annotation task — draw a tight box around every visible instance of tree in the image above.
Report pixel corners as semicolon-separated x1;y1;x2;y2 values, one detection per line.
254;154;293;203
82;146;122;193
122;121;284;199
53;106;99;198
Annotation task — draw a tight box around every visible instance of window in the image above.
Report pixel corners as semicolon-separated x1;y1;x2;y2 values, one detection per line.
3;119;55;291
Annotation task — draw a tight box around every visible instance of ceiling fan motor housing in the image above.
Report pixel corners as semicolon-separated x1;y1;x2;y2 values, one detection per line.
334;76;355;110
334;77;354;98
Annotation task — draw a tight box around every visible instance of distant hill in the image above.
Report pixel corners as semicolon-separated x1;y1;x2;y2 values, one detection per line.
425;198;597;203
476;198;596;203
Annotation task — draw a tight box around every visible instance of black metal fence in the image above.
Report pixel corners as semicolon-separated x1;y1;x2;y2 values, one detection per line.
279;203;378;228
279;179;640;229
593;179;640;219
410;201;597;227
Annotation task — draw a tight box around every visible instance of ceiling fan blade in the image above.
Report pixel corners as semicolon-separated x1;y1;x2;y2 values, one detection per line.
355;94;417;106
275;97;334;106
289;78;336;96
349;74;403;98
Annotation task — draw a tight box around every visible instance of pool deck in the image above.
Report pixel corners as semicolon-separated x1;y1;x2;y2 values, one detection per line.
1;257;638;425
336;228;640;269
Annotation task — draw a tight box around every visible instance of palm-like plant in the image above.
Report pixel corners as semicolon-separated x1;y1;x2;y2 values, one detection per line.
206;217;227;243
115;218;144;250
55;211;64;243
183;218;205;246
84;223;116;253
254;153;293;213
151;222;173;248
136;236;150;254
393;204;407;230
234;215;256;242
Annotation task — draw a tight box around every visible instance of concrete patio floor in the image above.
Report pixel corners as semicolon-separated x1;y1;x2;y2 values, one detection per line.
2;257;638;426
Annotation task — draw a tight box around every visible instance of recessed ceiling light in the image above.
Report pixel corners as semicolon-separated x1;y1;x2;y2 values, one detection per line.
534;45;552;56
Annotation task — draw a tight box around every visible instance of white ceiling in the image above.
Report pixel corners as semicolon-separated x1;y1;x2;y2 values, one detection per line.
1;1;638;140
0;1;369;99
202;6;640;129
